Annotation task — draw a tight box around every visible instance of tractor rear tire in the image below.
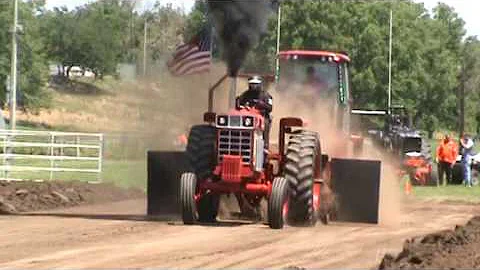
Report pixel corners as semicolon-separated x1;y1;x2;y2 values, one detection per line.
285;131;320;226
421;141;433;162
472;170;479;186
180;172;219;224
428;170;439;186
268;177;289;229
186;125;216;181
452;163;464;185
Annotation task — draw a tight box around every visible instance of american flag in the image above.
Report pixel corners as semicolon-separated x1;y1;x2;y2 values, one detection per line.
167;28;212;76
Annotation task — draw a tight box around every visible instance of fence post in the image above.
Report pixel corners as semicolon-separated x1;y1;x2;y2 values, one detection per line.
49;133;54;181
97;134;104;182
2;134;6;179
5;133;12;180
60;137;64;157
76;135;80;157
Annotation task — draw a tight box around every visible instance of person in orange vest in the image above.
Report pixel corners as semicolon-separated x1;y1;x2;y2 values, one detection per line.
436;134;458;186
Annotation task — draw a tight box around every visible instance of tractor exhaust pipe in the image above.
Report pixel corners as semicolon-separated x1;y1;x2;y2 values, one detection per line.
229;76;237;109
208;74;228;113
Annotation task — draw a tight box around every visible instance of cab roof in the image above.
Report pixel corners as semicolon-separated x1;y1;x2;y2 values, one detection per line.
279;50;351;63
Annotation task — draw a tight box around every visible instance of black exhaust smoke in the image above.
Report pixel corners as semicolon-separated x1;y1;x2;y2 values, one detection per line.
207;0;273;77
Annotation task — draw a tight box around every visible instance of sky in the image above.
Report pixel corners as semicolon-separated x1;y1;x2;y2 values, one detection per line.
420;0;480;37
44;0;479;37
45;0;196;13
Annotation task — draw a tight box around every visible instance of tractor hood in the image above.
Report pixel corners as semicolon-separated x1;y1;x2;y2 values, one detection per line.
395;128;422;139
215;108;263;129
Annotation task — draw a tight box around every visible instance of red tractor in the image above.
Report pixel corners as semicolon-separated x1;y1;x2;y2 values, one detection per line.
147;50;382;229
179;73;327;229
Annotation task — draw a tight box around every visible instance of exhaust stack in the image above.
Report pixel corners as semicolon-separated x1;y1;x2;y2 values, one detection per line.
229;76;237;109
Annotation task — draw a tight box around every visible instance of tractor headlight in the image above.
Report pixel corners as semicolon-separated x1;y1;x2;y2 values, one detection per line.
243;116;254;127
217;115;228;126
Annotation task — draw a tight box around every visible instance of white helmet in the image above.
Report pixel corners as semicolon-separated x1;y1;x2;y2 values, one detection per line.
248;75;263;91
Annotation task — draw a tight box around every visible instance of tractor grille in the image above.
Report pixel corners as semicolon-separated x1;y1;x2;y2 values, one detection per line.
218;129;252;163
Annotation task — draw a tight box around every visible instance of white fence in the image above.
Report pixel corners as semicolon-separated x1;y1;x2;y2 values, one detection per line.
0;129;103;182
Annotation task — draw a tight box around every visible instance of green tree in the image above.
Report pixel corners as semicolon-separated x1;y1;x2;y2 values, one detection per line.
237;0;469;135
183;0;208;42
40;0;137;78
143;3;186;62
461;36;480;134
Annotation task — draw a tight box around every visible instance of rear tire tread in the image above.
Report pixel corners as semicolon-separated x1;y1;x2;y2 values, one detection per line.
284;130;321;225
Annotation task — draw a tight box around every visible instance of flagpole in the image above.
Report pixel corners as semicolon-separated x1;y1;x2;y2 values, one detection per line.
275;1;282;83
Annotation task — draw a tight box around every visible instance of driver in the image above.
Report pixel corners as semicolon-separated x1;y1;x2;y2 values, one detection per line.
236;75;273;149
305;66;328;97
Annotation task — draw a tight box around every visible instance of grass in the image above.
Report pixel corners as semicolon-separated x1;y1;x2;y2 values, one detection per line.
2;159;147;190
412;185;480;203
102;159;146;189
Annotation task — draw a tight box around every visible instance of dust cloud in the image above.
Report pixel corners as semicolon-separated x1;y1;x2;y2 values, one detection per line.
120;68;403;226
108;63;231;157
267;83;403;227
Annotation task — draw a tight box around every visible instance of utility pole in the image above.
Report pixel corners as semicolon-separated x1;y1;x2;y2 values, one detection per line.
274;2;282;83
459;62;465;137
387;9;393;115
10;0;18;130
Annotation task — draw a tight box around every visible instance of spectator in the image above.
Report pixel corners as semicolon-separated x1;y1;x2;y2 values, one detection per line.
460;133;475;187
436;134;458;186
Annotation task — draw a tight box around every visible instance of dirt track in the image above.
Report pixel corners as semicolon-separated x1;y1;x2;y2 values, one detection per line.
0;197;479;269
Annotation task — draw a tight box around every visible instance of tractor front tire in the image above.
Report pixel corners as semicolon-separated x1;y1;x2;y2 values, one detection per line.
180;172;197;224
180;172;219;224
285;131;320;226
268;177;289;229
183;125;219;223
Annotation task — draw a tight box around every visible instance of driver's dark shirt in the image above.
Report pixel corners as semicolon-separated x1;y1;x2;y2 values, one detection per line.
236;89;273;116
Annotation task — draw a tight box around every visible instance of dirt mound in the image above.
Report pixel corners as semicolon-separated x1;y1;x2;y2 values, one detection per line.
379;216;480;269
0;180;145;214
